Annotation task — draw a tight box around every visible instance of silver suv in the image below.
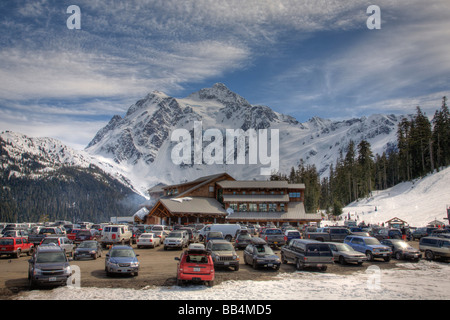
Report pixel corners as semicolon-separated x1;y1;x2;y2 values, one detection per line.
419;236;450;261
206;239;240;271
28;245;72;288
164;230;189;250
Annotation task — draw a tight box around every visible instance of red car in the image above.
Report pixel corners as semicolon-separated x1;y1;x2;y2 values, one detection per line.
0;237;34;258
175;244;215;287
67;228;82;241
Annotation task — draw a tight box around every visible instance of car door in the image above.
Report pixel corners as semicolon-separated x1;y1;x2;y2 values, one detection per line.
351;237;364;253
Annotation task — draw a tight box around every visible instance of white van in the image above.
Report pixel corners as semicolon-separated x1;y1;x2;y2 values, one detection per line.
199;224;241;242
100;224;133;248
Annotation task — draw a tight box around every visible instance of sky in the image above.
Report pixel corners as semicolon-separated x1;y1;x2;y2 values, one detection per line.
0;0;449;150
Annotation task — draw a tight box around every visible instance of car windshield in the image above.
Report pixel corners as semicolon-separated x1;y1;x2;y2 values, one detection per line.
78;231;91;235
255;245;274;256
78;241;97;248
335;244;354;252
306;244;331;256
211;243;234;251
0;239;14;245
287;231;301;237
168;232;183;238
364;238;381;245
110;249;135;258
140;234;153;238
41;238;58;245
208;232;223;237
36;251;67;263
238;234;251;240
185;254;208;263
265;229;282;234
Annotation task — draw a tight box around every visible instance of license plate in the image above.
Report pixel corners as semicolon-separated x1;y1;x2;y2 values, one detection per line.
383;254;387;256
268;264;273;267
317;264;322;267
49;277;57;282
1;248;6;250
274;242;278;244
194;267;201;272
224;262;229;265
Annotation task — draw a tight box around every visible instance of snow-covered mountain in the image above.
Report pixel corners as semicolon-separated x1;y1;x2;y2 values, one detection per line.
85;83;403;193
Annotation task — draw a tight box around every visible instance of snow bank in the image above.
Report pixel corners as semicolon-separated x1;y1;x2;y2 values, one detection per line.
15;261;450;300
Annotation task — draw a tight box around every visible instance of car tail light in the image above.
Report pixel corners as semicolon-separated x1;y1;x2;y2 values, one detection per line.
112;234;116;239
284;236;287;242
265;236;268;241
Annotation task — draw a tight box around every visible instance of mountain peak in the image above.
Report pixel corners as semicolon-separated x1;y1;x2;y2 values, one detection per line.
188;83;251;107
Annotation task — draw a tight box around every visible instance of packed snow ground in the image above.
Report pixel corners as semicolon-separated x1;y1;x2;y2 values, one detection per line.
15;260;450;300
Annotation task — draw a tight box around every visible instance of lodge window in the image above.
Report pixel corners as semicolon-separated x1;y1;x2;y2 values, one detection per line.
260;203;267;212
289;192;301;198
229;203;238;211
249;203;257;212
269;203;277;212
239;203;247;212
280;203;285;212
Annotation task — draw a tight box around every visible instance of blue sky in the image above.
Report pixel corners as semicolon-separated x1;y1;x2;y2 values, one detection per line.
0;0;449;150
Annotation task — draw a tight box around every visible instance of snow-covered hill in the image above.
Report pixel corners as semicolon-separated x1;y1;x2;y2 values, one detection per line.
85;83;402;193
339;166;450;227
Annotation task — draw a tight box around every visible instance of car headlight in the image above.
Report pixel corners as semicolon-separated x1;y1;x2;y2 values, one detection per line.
130;262;139;267
33;268;43;276
64;266;71;275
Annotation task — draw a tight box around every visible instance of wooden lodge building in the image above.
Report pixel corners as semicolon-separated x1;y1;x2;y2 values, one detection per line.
144;173;322;226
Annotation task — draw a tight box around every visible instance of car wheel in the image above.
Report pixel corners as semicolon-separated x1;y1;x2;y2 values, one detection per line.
15;249;21;258
295;259;304;270
320;266;327;272
395;252;403;260
208;280;214;287
366;251;374;261
425;250;434;261
225;235;232;242
339;256;347;265
252;260;258;270
234;264;240;271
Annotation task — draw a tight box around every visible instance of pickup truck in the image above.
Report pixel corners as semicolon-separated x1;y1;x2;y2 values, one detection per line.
259;228;287;248
305;227;350;242
28;227;65;246
280;239;334;271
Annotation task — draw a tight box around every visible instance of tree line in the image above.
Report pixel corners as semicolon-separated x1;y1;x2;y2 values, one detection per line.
271;97;450;216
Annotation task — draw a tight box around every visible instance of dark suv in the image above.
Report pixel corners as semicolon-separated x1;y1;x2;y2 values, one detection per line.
28;245;72;288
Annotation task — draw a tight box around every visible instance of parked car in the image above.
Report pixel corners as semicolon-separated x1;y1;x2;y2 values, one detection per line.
180;227;199;243
324;242;367;265
280;239;334;271
28;227;65;246
1;230;29;238
243;238;281;270
137;233;161;248
74;240;102;260
198;224;241;242
100;225;133;248
151;230;169;242
0;237;34;258
204;231;224;244
206;239;240;271
380;239;421;261
67;228;82;241
234;233;253;250
105;245;140;276
259;228;286;248
285;229;302;243
344;235;392;262
419;236;450;261
40;236;74;257
28;245;72;288
164;230;189;250
175;243;215;287
412;227;437;240
75;229;98;244
305;227;350;243
373;228;403;241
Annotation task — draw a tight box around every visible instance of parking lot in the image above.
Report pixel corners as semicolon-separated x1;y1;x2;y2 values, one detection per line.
0;240;421;298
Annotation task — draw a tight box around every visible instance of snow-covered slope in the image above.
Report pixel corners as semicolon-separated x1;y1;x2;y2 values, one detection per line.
85;83;402;193
340;166;450;227
0;131;141;196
